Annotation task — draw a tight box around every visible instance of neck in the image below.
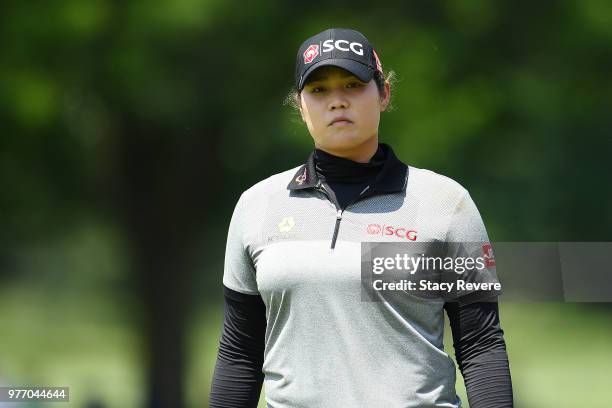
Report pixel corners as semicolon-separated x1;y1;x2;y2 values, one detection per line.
315;136;379;163
313;142;386;184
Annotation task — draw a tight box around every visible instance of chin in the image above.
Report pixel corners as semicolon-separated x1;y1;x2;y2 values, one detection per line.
322;132;371;151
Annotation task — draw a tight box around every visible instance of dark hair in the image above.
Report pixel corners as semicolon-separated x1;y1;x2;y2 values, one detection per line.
284;69;397;115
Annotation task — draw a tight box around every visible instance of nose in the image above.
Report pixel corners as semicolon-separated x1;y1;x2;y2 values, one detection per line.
327;90;349;110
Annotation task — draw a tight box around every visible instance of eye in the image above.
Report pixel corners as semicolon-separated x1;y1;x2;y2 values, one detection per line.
311;86;325;93
346;81;364;89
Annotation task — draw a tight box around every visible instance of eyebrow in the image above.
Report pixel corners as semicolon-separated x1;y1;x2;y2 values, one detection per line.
306;71;357;83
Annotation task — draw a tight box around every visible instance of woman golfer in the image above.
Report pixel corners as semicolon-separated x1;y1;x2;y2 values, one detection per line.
210;28;513;407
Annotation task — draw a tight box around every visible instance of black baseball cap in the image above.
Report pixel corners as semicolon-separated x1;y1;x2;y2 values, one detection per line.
295;28;383;91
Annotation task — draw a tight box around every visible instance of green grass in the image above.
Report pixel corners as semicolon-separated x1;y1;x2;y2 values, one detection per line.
445;302;612;407
0;286;144;408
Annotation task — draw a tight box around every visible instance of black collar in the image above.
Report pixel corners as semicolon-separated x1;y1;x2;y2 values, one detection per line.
287;143;408;193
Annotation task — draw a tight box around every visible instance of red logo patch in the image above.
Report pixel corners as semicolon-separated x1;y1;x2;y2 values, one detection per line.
482;243;496;268
295;168;307;185
373;49;383;74
303;44;319;64
367;224;382;234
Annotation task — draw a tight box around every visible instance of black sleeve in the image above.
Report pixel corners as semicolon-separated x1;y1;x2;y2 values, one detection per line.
444;298;514;408
209;286;267;408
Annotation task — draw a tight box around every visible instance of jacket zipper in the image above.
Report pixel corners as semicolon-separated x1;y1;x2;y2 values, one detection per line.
318;181;371;249
330;209;343;249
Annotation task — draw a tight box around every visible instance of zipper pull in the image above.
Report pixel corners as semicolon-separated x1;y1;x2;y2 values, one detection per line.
331;210;343;249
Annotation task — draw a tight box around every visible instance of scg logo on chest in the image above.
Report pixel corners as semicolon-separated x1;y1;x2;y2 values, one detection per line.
366;224;418;241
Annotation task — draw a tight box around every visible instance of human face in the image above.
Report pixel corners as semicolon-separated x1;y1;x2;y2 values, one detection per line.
299;66;390;162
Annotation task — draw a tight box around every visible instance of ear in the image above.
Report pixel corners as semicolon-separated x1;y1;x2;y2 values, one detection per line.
298;93;307;122
380;81;391;112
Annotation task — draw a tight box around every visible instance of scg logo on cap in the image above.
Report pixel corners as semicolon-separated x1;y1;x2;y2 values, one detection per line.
303;45;319;64
322;39;364;56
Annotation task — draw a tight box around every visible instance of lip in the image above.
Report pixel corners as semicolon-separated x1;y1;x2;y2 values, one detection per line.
328;116;354;126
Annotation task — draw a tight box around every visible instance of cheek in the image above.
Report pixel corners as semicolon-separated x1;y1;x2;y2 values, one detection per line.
301;101;325;132
355;97;381;129
299;109;319;143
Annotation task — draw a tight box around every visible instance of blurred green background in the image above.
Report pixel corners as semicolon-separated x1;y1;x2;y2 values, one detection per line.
1;0;611;407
